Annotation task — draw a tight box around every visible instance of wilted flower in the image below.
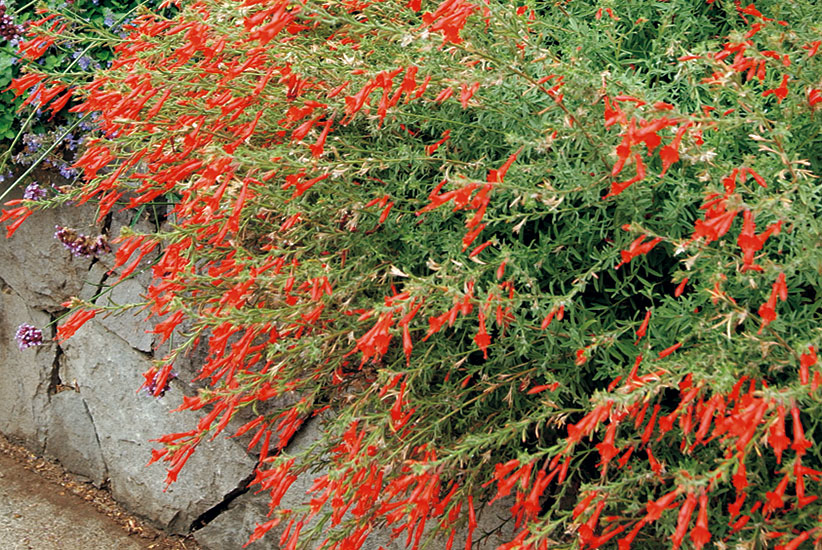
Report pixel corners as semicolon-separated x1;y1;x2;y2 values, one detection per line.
54;226;111;257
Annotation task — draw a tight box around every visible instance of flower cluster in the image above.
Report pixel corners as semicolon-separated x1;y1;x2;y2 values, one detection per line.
54;225;110;258
15;323;43;350
0;4;24;42
23;182;46;201
10;128;91;183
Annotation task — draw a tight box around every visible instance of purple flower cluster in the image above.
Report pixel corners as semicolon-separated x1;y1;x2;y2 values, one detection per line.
21;132;42;153
58;163;78;179
15;324;44;350
71;50;98;71
54;226;111;258
23;182;47;201
0;4;24;42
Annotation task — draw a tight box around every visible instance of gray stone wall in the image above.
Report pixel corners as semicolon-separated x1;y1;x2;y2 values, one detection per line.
0;198;512;550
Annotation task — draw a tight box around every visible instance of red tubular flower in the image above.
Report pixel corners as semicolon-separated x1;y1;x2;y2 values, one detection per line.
762;74;790;103
780;531;811;550
673;277;689;297
595;421;620;471
615;235;663;269
459;82;480;108
465;495;477;550
646;447;663;477
659;123;691;176
527;383;558;395
468;239;493;257
425;129;451;156
694;395;720;444
540;307;558;330
640;404;660;446
658;342;682;358
741;167;768;189
3;72;47;97
794;457;818;508
56;307;100;343
670;491;697;550
758;272;788;333
164;445;196;486
634;310;651;344
737;210;781;272
566;402;612;450
308;117;334;157
487;148;522;184
461;223;485;250
799;345;817;385
473;308;491;358
791;405;812;455
732;454;748;492
150;310;185;344
573;491;599;520
617;519;647;550
354;311;394;364
644;488;679;522
422;0;478;46
578;498;607;549
689;492;711;550
768;404;790;464
764;473;790;513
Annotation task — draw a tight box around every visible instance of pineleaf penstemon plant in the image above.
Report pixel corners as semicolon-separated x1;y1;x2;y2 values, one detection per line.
4;0;822;548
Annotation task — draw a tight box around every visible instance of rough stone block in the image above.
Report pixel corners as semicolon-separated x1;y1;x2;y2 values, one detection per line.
0;283;54;452
61;319;256;533
45;389;108;486
0;197;97;311
79;263;156;353
191;489;270;550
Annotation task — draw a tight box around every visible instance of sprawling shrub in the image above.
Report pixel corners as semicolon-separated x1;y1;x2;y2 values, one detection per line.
5;0;822;548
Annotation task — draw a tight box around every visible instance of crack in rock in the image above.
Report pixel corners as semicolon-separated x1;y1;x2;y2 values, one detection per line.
81;397;109;483
189;471;256;532
46;311;67;396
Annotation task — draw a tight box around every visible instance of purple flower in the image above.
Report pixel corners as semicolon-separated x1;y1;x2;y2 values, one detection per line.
15;324;44;350
60;130;78;150
54;225;111;258
58;163;78;179
91;234;111;256
71;51;93;71
23;182;47;201
22;132;42;152
0;4;24;42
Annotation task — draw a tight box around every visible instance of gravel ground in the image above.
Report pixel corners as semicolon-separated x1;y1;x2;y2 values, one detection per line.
0;434;201;550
